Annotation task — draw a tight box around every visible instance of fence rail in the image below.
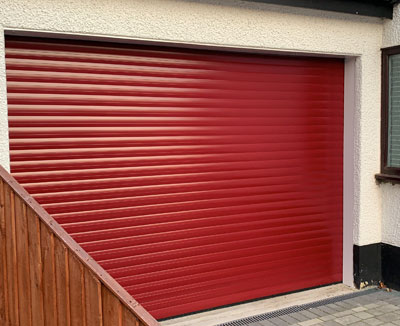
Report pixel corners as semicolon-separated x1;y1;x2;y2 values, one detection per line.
0;165;159;326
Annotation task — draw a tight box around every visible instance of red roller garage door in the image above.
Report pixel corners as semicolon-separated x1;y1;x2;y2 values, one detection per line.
5;36;343;320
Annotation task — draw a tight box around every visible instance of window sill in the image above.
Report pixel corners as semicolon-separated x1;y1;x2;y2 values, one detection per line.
375;173;400;185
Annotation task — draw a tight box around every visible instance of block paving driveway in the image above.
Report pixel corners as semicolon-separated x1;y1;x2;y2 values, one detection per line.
245;288;400;326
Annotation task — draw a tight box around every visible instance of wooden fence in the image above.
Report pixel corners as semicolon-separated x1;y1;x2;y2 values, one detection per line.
0;165;160;326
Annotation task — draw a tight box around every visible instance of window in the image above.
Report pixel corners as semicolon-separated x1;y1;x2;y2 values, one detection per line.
377;46;400;183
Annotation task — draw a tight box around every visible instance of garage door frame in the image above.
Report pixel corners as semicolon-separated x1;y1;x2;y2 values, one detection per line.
3;27;357;290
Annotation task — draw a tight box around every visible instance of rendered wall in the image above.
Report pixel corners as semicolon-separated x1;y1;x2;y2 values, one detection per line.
0;0;383;249
382;3;400;248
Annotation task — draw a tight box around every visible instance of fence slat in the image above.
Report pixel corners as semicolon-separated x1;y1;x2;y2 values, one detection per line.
122;305;140;326
41;223;57;325
0;180;9;325
27;209;44;326
102;286;122;326
69;253;86;325
15;196;32;326
85;268;103;326
5;186;19;326
54;238;71;326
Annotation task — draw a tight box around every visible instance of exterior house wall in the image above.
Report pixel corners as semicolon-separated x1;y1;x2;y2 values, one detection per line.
0;0;385;284
382;4;400;248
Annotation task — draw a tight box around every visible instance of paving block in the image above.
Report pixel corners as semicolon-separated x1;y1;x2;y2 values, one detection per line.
388;298;400;306
279;314;299;325
320;321;342;326
352;306;367;312
299;310;319;320
325;304;344;312
376;312;400;323
351;297;372;304
364;317;384;325
258;320;277;326
308;308;327;317
367;308;386;316
340;299;358;307
333;310;353;318
320;314;336;321
268;317;291;326
378;304;399;313
316;306;336;315
353;311;374;319
334;314;361;325
297;318;321;326
287;312;309;322
332;303;354;311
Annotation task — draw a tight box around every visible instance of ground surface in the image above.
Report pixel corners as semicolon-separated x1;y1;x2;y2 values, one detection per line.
242;288;400;326
163;284;355;326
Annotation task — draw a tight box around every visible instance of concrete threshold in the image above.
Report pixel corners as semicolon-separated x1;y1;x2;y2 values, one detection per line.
161;284;357;326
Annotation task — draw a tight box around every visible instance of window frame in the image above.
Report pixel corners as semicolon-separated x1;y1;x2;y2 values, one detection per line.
377;45;400;184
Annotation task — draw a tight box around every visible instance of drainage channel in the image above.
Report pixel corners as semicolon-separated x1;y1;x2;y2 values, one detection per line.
216;288;378;326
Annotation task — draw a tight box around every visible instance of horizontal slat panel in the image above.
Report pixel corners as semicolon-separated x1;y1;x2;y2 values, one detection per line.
146;261;336;314
9;126;343;139
4;46;345;72
119;236;337;289
68;214;328;243
150;272;341;319
77;220;340;258
78;208;341;252
90;229;339;269
7;81;344;96
6;70;343;91
7;104;343;118
10;142;343;161
11;158;339;183
21;166;342;192
9;116;342;128
11;153;343;174
6;36;343;319
97;226;332;272
109;241;334;279
131;249;333;301
52;194;342;225
42;184;304;214
106;232;342;288
4;38;341;68
101;231;331;272
5;57;342;79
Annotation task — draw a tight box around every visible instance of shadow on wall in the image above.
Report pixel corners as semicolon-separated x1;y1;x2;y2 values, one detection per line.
176;0;385;22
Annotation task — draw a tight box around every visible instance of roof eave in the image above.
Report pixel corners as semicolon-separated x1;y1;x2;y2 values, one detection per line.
245;0;396;18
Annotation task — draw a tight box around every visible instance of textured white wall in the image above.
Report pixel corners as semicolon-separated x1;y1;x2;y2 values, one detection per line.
381;184;400;247
0;0;384;246
382;4;400;247
384;3;400;48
